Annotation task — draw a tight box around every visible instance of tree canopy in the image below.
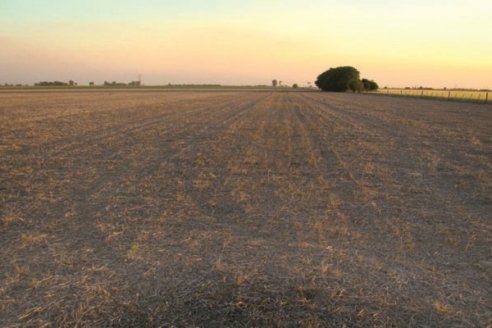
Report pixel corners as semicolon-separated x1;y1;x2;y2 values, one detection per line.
315;66;379;92
315;66;360;92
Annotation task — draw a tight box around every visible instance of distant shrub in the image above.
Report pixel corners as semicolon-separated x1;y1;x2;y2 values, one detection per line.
361;79;379;91
292;83;299;88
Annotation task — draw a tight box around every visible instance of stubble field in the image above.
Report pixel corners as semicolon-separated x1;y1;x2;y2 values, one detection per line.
1;91;491;327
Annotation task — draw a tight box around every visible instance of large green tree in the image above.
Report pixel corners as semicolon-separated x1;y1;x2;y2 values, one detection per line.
315;66;361;92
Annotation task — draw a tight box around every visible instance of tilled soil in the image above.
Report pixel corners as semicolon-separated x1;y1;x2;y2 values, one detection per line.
1;91;491;327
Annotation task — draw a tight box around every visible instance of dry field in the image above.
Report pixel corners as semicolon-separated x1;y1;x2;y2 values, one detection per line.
1;91;491;327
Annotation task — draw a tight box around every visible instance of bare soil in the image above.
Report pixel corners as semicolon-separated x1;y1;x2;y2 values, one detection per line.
1;91;491;327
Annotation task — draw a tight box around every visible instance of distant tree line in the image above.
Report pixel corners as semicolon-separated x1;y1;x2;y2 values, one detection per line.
3;83;25;87
272;79;302;89
32;80;143;87
315;66;378;92
103;81;141;87
166;83;221;87
35;80;77;87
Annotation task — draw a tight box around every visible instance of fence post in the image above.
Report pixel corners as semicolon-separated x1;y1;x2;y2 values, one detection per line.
421;90;424;97
448;91;451;101
486;92;489;104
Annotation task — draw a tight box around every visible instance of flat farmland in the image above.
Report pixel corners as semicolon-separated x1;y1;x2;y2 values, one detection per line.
1;91;491;327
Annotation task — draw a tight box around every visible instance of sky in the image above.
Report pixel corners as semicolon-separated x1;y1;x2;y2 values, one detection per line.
1;0;491;88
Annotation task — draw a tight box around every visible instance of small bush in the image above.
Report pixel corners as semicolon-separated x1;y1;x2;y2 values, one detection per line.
362;79;379;91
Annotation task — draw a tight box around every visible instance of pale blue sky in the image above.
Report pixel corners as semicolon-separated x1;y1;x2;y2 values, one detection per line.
1;0;233;22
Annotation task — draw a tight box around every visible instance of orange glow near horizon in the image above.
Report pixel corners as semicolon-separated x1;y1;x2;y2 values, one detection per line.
1;1;491;88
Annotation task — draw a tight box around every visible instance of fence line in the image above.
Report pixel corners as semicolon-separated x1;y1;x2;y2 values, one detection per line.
373;88;489;104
